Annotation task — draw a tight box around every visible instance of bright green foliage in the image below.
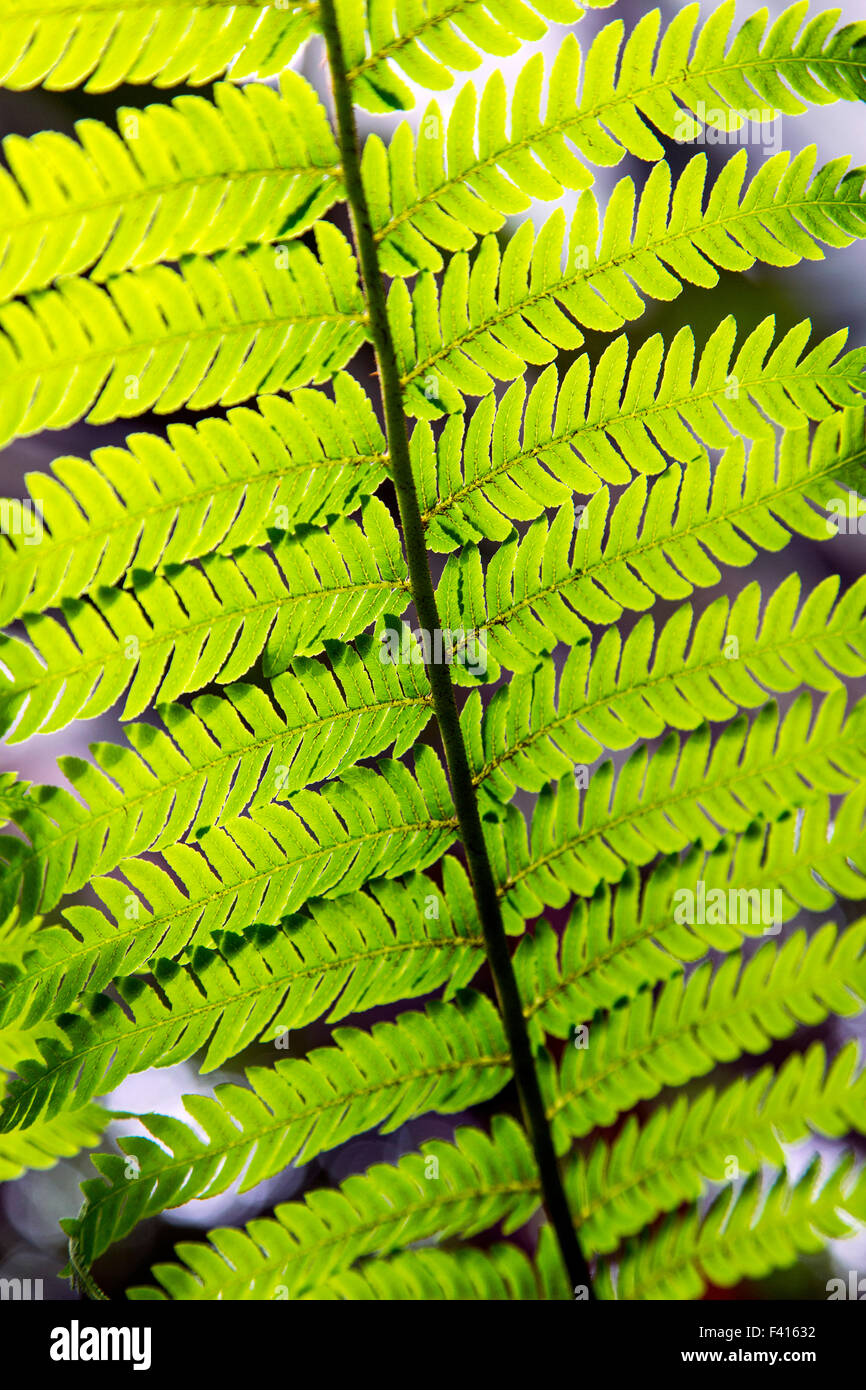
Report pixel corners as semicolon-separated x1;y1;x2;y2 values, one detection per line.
0;74;340;301
0;225;366;448
120;1116;544;1300
0;1100;106;1181
597;1158;866;1300
369;3;866;273
0;1;316;92
0;498;407;741
575;1041;866;1255
549;921;866;1142
394;151;866;417
1;0;866;1306
0;374;388;625
420;325;866;548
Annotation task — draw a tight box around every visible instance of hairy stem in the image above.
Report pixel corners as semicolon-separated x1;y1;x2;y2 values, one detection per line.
318;2;593;1298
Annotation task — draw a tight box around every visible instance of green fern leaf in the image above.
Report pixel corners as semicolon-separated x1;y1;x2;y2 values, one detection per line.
124;1116;540;1300
372;5;866;274
463;574;866;797
577;1040;866;1255
0;1100;106;1181
599;1158;866;1300
0;625;431;922
1;748;455;979
489;695;866;927
419;322;866;549
549;921;866;1144
0;73;340;301
0;857;480;1041
0;226;366;448
395;150;866;416
59;987;507;1261
309;1229;568;1299
339;0;587;113
0;374;387;626
0;500;407;743
0;1;315;92
438;417;866;681
517;787;866;1040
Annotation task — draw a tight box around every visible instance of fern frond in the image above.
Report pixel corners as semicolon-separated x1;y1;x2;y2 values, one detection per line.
0;500;407;744
420;323;866;550
1;746;456;975
576;1040;866;1256
340;0;587;113
0;375;387;626
306;1226;568;1298
0;856;479;1047
394;150;866;416
464;574;866;797
0;74;340;301
0;626;432;922
60;988;508;1262
0;1100;106;1181
123;1116;540;1300
549;921;866;1145
373;5;866;274
0;1;315;92
599;1158;866;1300
517;788;866;1040
490;695;866;927
0;226;366;448
438;418;866;680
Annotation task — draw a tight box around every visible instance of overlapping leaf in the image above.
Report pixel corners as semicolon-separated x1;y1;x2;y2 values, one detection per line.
0;74;340;301
0;499;407;743
394;149;866;416
419;323;866;550
0;225;366;448
373;3;866;273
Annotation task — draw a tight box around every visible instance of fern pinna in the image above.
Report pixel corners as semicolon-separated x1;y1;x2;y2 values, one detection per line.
0;0;865;1306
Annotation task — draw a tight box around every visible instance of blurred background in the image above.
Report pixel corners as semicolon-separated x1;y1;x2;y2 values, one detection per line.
0;0;865;1300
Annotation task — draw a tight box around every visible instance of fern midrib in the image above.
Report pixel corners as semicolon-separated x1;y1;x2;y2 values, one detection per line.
400;186;864;390
319;0;592;1296
474;614;866;787
497;719;866;900
547;954;866;1122
377;48;866;247
4;690;433;905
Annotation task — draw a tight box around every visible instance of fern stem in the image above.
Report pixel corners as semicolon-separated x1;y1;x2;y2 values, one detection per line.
317;2;593;1299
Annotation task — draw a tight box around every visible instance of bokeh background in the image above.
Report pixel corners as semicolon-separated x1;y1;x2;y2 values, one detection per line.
1;0;865;1300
